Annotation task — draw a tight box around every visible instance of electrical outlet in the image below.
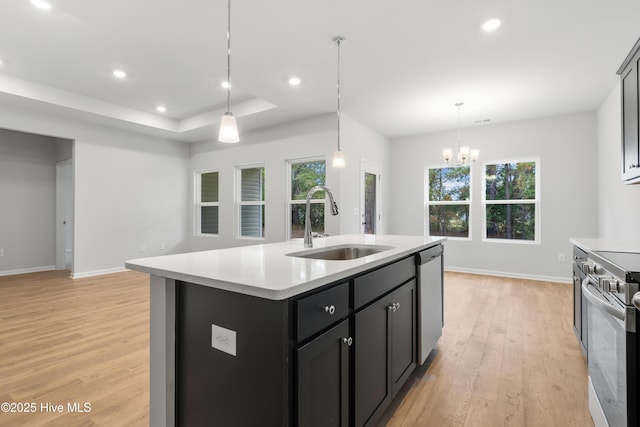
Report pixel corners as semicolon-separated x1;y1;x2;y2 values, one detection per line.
139;244;146;253
160;242;166;250
558;253;566;263
0;249;4;257
211;324;237;356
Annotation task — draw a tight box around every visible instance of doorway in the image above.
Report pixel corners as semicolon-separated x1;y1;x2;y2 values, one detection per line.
56;160;73;271
360;160;382;235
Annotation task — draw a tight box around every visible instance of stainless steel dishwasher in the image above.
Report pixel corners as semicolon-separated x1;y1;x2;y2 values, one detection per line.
416;245;443;365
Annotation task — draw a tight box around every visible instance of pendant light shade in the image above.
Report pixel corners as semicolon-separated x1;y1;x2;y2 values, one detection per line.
218;112;239;143
332;36;346;169
332;149;345;168
218;0;239;143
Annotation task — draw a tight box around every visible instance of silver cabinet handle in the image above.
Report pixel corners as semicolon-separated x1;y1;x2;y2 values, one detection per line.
387;303;400;312
324;305;336;315
342;337;353;346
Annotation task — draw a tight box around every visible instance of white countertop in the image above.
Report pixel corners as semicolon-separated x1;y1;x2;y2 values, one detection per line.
126;234;445;300
570;238;640;254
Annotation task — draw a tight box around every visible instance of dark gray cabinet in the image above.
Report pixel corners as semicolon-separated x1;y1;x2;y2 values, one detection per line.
296;319;350;427
617;37;640;184
354;280;416;427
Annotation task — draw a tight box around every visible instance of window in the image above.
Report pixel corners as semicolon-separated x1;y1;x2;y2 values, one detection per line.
288;158;326;239
483;159;539;242
196;170;219;235
426;165;471;239
238;166;265;238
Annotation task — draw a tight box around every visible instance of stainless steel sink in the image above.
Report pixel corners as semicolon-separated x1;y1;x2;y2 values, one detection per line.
287;244;394;260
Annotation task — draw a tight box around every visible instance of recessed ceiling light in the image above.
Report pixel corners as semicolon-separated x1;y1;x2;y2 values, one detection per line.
156;105;167;113
221;80;231;89
112;69;127;79
31;0;52;10
288;77;301;86
482;18;501;32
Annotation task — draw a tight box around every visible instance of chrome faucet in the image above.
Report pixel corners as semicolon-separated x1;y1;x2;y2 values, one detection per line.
304;186;339;248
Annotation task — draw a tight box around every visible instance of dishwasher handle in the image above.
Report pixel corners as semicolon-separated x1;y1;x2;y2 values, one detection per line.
416;245;443;265
582;277;625;321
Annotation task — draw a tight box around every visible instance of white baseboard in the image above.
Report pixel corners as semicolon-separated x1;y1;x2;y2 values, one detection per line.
71;267;128;279
444;266;572;284
0;265;56;277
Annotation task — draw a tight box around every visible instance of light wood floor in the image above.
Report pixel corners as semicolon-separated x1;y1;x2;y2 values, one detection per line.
0;270;592;426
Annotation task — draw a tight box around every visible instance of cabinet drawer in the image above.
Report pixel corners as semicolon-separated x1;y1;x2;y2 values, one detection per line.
296;282;349;341
354;256;415;310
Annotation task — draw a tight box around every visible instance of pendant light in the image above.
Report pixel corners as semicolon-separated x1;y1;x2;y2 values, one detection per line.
218;0;239;143
442;102;479;164
332;36;346;168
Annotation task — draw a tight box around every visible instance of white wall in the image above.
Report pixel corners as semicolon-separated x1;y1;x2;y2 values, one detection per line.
389;112;598;282
0;129;57;274
0;106;190;277
189;114;390;251
597;82;640;239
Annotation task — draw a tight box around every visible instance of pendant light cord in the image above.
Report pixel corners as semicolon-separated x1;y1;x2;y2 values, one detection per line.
226;0;231;113
336;37;342;151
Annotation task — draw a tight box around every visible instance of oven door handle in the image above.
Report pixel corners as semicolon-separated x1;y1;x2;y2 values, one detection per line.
582;278;625;321
633;292;640;312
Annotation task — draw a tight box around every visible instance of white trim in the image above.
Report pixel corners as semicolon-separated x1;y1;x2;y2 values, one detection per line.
236;163;266;240
194;168;220;237
444;266;571;284
285;156;327;240
71;267;128;279
424;164;472;240
481;157;540;244
360;159;383;235
0;265;56;277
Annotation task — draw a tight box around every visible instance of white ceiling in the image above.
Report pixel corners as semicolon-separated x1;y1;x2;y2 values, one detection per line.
0;0;638;142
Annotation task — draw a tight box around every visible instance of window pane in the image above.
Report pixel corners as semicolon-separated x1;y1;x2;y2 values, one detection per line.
201;206;219;234
291;203;325;239
429;166;470;201
486;204;535;240
485;162;536;201
429;205;469;238
241;167;264;202
201;172;219;203
241;205;265;238
291;161;326;200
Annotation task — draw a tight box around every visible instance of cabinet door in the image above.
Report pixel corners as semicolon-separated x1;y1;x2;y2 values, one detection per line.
621;54;640;182
354;294;393;427
296;319;350;427
391;280;416;397
354;281;417;427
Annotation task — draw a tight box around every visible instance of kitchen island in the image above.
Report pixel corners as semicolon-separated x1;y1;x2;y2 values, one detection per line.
126;234;445;427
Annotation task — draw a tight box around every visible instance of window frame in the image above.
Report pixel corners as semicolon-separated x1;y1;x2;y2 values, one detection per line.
195;168;220;237
481;157;540;244
286;156;327;240
424;164;472;241
236;163;266;240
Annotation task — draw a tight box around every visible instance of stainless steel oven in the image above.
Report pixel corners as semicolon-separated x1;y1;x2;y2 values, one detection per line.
581;251;640;427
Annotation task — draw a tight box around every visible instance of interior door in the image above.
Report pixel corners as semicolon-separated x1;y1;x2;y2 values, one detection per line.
55;160;73;271
361;160;382;235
